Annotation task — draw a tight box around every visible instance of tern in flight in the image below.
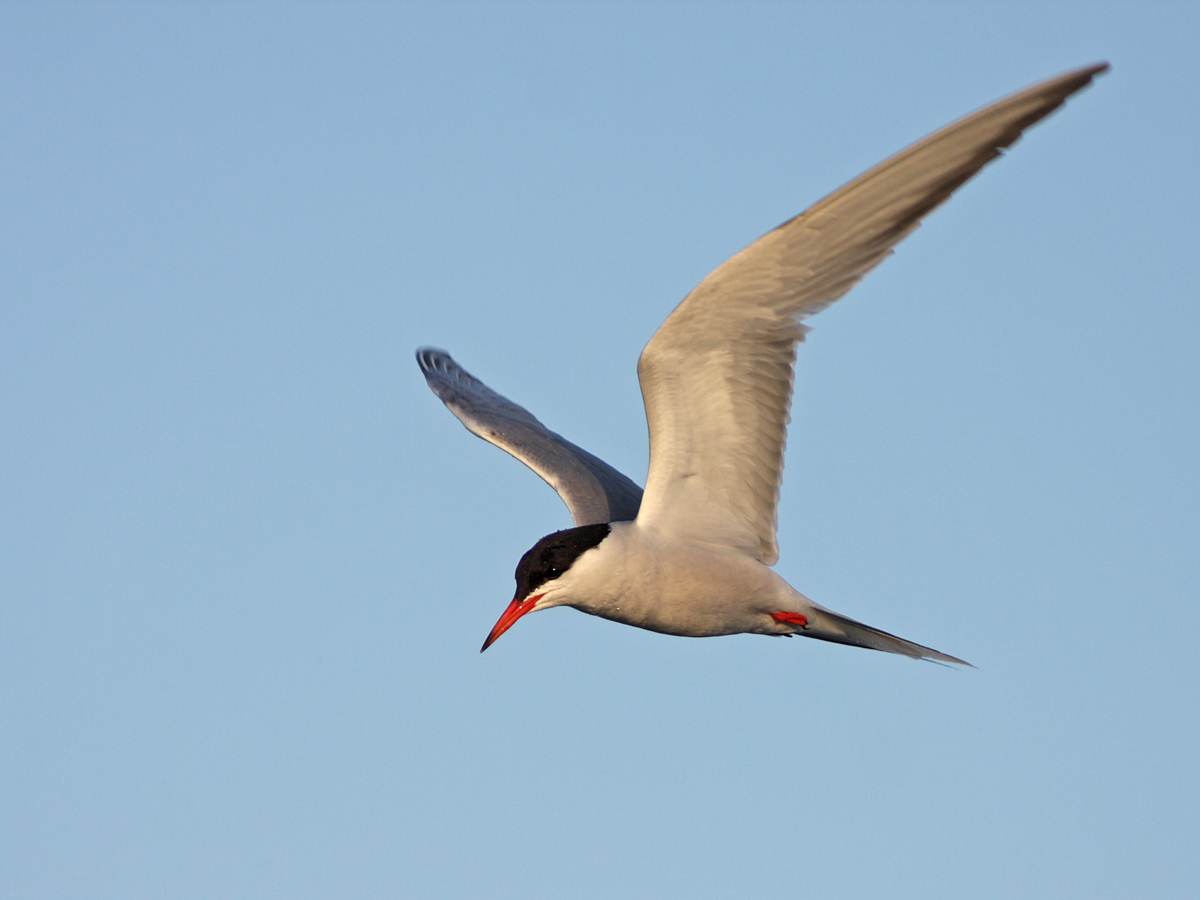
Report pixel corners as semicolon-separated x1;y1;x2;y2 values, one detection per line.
419;63;1107;663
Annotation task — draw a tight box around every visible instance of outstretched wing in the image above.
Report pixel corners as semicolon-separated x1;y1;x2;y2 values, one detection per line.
636;63;1108;564
417;348;643;525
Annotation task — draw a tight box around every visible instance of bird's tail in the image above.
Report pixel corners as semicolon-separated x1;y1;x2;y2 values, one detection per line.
800;607;971;666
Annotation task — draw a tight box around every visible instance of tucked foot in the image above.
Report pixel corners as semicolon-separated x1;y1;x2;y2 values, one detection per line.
770;611;809;628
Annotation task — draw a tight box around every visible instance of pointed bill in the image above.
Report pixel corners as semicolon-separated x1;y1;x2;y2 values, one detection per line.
480;594;544;652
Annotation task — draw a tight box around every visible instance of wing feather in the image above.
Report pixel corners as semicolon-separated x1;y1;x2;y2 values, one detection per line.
417;348;643;525
636;63;1108;563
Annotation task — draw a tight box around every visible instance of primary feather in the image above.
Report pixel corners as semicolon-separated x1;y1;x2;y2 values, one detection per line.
635;63;1108;564
417;348;643;526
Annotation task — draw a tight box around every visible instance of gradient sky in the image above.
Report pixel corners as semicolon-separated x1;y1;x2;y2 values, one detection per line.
3;3;1198;898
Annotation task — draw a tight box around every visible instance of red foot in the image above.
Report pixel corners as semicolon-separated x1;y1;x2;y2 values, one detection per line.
770;611;809;628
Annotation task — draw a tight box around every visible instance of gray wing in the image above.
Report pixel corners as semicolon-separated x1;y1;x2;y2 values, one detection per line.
416;348;643;525
636;62;1108;564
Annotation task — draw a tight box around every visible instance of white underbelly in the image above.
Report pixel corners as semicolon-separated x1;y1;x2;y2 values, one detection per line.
565;523;795;637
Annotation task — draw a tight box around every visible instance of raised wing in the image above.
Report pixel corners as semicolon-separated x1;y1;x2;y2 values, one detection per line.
636;63;1108;564
417;348;643;525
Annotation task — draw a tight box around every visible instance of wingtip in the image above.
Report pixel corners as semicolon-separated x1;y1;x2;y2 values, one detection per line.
415;346;446;367
1078;61;1111;86
1054;61;1109;82
924;651;975;668
1056;61;1110;93
416;347;459;380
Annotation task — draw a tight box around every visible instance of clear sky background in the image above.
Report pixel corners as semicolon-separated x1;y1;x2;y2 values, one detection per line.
2;3;1197;898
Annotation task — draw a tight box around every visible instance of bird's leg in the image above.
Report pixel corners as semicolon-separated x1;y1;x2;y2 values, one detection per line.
770;611;809;628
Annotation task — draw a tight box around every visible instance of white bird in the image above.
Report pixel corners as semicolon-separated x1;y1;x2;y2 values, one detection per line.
418;63;1107;663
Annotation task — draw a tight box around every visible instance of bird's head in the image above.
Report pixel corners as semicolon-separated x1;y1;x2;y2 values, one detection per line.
481;523;612;651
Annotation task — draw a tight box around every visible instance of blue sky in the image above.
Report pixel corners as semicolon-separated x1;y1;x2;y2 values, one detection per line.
2;3;1197;898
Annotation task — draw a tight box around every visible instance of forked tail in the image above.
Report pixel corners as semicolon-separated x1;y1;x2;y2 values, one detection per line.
802;608;971;666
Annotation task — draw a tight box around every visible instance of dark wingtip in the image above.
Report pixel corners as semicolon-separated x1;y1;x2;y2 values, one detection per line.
1059;61;1110;83
925;653;975;669
1055;61;1110;97
415;347;451;374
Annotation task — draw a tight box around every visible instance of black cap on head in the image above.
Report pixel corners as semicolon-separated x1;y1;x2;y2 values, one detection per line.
514;523;611;600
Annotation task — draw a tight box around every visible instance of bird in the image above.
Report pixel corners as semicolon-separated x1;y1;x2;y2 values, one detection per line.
418;63;1107;663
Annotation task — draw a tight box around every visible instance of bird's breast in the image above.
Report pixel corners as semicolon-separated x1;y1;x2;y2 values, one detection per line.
563;523;790;637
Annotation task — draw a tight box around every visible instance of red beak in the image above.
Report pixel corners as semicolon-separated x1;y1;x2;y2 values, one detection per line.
481;593;544;652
